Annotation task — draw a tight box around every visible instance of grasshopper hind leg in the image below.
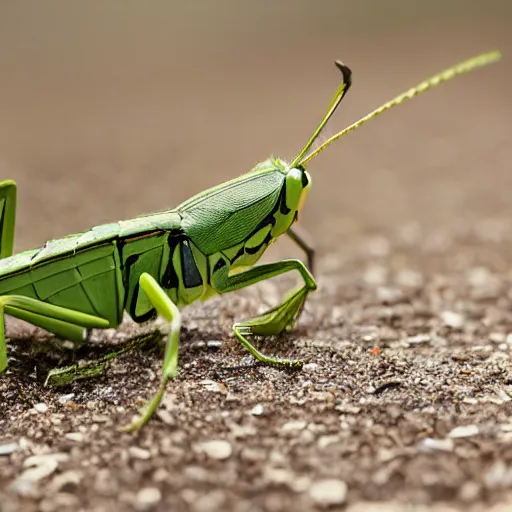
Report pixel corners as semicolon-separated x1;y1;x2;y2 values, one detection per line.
0;295;109;374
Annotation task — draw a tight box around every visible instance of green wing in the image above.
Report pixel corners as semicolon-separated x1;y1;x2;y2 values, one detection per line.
180;161;285;255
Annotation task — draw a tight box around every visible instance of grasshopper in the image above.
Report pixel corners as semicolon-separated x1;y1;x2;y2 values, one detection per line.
0;51;500;431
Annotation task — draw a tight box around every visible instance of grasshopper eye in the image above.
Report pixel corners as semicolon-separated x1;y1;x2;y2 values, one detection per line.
288;166;310;189
301;169;310;188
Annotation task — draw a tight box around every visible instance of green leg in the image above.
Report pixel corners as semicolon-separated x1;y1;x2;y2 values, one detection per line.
0;294;109;373
45;331;162;387
211;258;317;368
121;272;180;432
287;225;315;273
0;180;17;259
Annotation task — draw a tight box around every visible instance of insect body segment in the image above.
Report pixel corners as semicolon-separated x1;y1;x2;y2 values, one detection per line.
0;51;501;431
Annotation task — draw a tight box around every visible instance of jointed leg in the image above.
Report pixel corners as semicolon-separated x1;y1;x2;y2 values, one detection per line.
211;258;316;368
0;294;110;373
0;180;17;259
121;272;180;432
287;225;315;274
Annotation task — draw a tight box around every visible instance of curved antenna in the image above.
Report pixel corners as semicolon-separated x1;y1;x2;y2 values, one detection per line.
290;61;352;168
300;50;501;166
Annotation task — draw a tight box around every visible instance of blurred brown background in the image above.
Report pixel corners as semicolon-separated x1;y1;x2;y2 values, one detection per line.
0;1;510;256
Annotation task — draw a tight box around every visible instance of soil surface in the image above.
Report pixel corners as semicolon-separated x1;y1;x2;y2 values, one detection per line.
0;2;511;511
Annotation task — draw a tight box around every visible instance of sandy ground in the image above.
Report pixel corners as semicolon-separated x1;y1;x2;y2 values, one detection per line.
0;2;512;511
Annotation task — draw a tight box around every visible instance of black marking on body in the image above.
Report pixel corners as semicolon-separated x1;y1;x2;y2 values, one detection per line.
122;254;141;316
123;254;157;323
297;166;309;188
229;246;245;264
279;182;291;215
162;234;182;289
0;201;5;249
213;258;226;273
180;239;202;288
245;231;273;255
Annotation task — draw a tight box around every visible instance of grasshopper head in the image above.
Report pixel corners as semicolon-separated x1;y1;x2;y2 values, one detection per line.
284;164;312;217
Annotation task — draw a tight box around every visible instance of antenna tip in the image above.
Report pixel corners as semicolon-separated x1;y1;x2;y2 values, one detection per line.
335;60;352;86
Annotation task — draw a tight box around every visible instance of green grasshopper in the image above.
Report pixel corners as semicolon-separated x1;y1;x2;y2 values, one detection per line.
0;51;500;431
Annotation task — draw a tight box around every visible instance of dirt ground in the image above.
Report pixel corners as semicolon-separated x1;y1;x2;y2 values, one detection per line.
1;2;512;511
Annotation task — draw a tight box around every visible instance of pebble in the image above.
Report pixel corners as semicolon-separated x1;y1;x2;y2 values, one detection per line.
128;446;151;460
64;432;84;443
199;380;224;393
303;362;319;373
10;453;69;495
309;479;348;506
318;435;340;449
0;442;18;455
448;424;479;438
206;339;222;349
441;310;465;329
58;393;75;404
405;334;431;345
251;404;264;416
136;487;162;510
281;420;307;432
419;437;454;452
195;440;232;460
48;470;83;493
33;403;48;413
92;414;110;423
156;409;175;426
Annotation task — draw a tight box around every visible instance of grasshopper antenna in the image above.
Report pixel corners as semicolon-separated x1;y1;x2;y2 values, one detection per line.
290;61;352;168
299;50;502;166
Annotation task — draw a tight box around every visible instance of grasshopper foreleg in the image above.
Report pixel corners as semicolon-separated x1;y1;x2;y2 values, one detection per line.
211;258;317;368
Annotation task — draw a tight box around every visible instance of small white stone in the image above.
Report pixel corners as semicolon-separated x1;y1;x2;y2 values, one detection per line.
195;440;232;460
33;403;48;413
58;393;75;404
441;311;465;329
303;363;319;373
317;435;340;449
419;437;454;452
309;479;348;506
136;487;162;510
64;432;84;443
0;442;18;455
48;470;83;493
199;380;224;393
128;446;151;460
448;424;479;438
281;420;307;433
251;404;264;416
406;334;431;345
10;453;69;495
